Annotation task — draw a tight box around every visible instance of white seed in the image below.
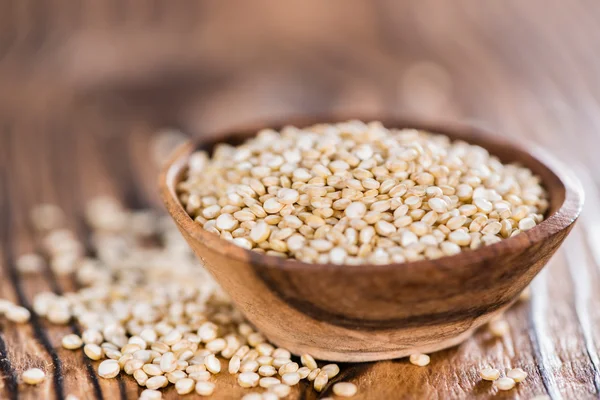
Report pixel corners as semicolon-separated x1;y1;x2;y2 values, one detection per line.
257;355;273;366
313;371;328;392
160;352;177;373
250;221;271;243
281;372;301;386
98;360;120;379
139;389;162;400
518;217;536;231
140;329;157;344
6;305;31;323
124;359;144;375
277;188;300;204
507;368;528;382
16;253;45;274
204;354;221;374
62;334;83;350
22;368;46;385
489;319;510;337
241;394;263;400
270;383;292;397
278;362;298;375
322;363;340;379
259;377;281;388
345;202;367;219
479;368;500;381
216;214;238;231
145;376;168;390
259;365;277;377
198;322;218;342
333;382;358;397
494;377;516;391
300;353;318;370
82;329;103;345
134;369;149;386
448;230;471;246
163;329;182;345
238;371;260;387
206;338;226;353
189;371;211;381
263;198;284;214
409;353;430;367
195;381;215;396
229;355;241;374
84;344;103;361
175;378;195;395
241;360;259;373
272;357;291;369
143;364;163;376
307;368;321;381
428;198;447;213
297;366;311;379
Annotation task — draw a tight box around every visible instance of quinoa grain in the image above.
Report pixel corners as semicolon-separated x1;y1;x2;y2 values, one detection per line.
22;368;46;385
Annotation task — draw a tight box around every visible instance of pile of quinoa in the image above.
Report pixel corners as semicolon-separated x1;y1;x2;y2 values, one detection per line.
178;121;548;264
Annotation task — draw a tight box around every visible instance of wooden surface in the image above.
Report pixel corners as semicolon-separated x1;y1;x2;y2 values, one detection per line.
1;1;600;399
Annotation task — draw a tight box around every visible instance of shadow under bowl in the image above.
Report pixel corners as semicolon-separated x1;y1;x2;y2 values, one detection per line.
159;116;583;362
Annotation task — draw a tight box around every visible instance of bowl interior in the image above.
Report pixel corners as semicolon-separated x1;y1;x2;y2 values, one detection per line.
163;116;583;271
180;118;567;215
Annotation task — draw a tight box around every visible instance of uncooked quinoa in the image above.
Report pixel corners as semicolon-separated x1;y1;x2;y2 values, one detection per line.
178;121;549;264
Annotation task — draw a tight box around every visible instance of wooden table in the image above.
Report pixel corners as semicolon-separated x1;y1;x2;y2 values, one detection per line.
1;1;600;399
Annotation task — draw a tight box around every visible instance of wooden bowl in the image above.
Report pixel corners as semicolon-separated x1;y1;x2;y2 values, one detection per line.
159;117;583;362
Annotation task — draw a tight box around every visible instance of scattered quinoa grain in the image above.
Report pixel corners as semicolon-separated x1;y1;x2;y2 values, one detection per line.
229;355;241;374
507;368;528;382
62;334;83;350
195;381;215;396
489;319;510;337
6;305;31;323
146;376;168;390
84;344;103;361
301;354;318;370
238;372;260;388
409;353;430;366
16;253;45;274
278;361;298;375
479;368;500;381
241;394;262;400
297;366;311;379
333;382;358;397
139;389;162;400
307;368;321;381
175;378;195;395
22;368;46;385
321;363;340;379
98;360;120;379
259;365;277;377
204;354;221;374
259;376;281;388
281;372;301;386
494;377;516;391
270;383;291;397
313;371;328;392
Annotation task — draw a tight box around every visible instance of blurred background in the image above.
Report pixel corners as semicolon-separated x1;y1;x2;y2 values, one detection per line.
0;0;599;201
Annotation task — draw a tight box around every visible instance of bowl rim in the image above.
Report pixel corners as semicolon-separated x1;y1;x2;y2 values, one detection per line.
159;115;584;272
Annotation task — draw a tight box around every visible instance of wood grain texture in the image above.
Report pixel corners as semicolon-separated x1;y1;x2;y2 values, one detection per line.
1;0;600;398
160;118;582;362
